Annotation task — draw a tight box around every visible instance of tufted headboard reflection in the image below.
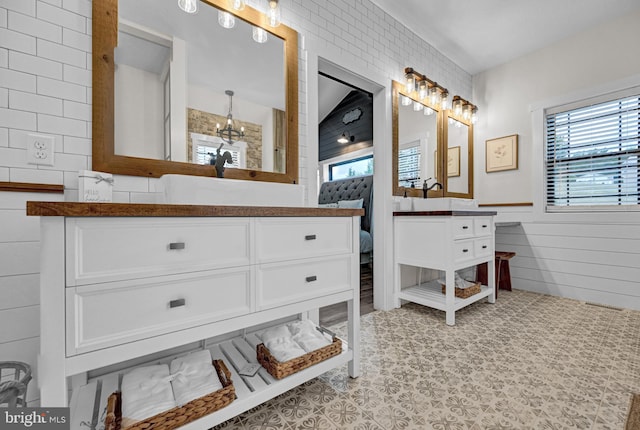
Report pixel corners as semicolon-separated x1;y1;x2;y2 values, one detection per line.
318;175;373;233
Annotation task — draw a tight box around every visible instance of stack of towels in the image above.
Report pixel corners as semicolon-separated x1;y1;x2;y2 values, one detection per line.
120;350;222;426
260;320;333;363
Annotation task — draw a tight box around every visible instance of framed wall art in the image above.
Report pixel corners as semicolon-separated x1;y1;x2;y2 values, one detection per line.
448;146;460;177
486;134;518;173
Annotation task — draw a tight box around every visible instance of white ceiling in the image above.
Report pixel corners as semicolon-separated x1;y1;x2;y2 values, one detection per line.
369;0;640;75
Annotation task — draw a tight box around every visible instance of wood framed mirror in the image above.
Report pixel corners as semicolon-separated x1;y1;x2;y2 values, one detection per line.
443;110;474;199
392;80;445;198
93;0;299;183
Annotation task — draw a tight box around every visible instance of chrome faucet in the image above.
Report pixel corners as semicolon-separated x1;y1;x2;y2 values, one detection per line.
423;179;443;198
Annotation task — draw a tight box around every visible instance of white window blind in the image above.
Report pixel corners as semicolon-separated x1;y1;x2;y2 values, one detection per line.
398;145;420;188
545;90;639;211
195;144;241;167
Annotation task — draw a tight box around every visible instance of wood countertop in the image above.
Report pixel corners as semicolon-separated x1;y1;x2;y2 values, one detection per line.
26;202;364;217
393;210;498;217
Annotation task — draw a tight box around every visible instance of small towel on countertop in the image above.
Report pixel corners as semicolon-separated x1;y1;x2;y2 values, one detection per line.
261;325;306;362
287;320;332;353
170;349;222;406
121;364;177;427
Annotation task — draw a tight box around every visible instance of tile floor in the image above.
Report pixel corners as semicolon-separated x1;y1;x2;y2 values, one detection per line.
213;289;640;429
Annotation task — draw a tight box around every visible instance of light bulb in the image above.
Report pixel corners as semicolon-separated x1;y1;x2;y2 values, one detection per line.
454;100;462;116
229;0;245;10
405;73;415;93
413;101;423;112
401;95;411;106
178;0;198;13
253;26;268;43
463;104;471;120
471;108;478;124
418;81;428;100
267;0;281;27
424;107;434;116
218;11;235;28
455;121;462;128
429;87;438;106
440;92;449;110
216;123;221;130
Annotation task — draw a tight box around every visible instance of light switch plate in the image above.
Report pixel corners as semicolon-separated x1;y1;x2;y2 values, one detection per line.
26;134;55;166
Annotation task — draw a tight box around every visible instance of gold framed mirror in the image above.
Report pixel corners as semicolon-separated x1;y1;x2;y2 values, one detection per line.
392;80;445;198
443;110;474;199
93;0;299;183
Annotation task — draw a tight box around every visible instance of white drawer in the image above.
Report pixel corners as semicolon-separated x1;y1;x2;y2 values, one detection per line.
66;268;252;355
452;218;474;239
256;256;353;310
474;217;493;237
66;218;251;285
255;217;352;263
453;239;475;262
474;237;492;258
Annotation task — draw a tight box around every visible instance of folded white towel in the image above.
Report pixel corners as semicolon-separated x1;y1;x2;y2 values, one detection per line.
288;320;332;353
260;324;292;344
264;336;307;362
121;364;176;427
170;350;222;406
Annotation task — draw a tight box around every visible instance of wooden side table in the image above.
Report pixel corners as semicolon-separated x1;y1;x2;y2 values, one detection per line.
476;251;516;298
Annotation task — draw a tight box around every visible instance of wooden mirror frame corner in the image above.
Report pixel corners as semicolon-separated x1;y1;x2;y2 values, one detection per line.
92;0;299;183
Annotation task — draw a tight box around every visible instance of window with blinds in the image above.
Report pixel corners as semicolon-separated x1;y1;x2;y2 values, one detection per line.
545;89;639;211
398;145;421;188
194;144;241;167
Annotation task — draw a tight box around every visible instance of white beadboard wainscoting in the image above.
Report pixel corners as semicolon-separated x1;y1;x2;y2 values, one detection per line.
493;208;640;311
0;190;64;406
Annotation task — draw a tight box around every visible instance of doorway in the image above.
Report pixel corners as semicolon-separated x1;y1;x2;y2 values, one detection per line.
316;70;376;326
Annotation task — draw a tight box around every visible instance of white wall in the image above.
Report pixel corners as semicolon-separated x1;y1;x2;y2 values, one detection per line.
473;9;640;309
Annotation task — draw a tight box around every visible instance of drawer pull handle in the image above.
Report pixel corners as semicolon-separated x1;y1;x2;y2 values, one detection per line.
482;245;488;249
462;249;469;253
305;234;317;241
462;226;469;230
306;275;317;282
482;224;488;228
169;242;185;250
169;299;186;308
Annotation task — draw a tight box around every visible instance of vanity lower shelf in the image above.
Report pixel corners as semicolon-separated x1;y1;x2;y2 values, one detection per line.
70;332;351;430
398;280;493;312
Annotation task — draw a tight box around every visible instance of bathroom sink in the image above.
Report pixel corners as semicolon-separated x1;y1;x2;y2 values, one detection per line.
397;197;478;212
158;174;305;207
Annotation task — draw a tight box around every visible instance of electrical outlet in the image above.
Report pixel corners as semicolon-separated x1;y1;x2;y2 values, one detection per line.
26;134;55;166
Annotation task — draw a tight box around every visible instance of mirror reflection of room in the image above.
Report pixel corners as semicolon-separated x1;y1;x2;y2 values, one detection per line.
397;93;438;190
115;0;286;173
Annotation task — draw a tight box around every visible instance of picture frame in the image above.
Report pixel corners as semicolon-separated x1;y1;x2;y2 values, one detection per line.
448;146;460;177
486;134;518;173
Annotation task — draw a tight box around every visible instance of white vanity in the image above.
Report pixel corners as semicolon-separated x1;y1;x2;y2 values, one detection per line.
394;210;497;325
28;202;361;429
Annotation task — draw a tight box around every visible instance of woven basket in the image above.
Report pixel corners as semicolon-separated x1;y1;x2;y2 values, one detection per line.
441;281;481;299
104;360;235;430
257;337;342;380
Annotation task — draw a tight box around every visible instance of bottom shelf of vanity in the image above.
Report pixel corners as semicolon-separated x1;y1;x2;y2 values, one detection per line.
69;333;351;430
398;280;493;312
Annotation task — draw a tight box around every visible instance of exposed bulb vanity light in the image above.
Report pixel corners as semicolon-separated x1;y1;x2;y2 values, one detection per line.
253;26;268;43
418;80;428;100
429;86;439;107
471;107;478;124
337;131;355;144
413;101;423;112
401;95;411;106
178;0;198;14
229;0;246;10
453;97;463;116
440;91;449;110
216;90;245;144
462;103;472;121
267;0;281;27
424;107;434;116
451;95;478;123
218;10;236;28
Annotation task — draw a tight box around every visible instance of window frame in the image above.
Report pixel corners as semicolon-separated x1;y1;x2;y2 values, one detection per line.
544;86;640;213
328;154;374;181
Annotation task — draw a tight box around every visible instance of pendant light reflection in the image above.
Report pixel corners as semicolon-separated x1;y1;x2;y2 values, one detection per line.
218;10;236;28
413;101;423;112
178;0;198;13
253;26;268;43
400;95;411;106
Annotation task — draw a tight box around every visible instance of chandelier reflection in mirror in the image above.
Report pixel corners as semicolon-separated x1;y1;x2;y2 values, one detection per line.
216;90;245;145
